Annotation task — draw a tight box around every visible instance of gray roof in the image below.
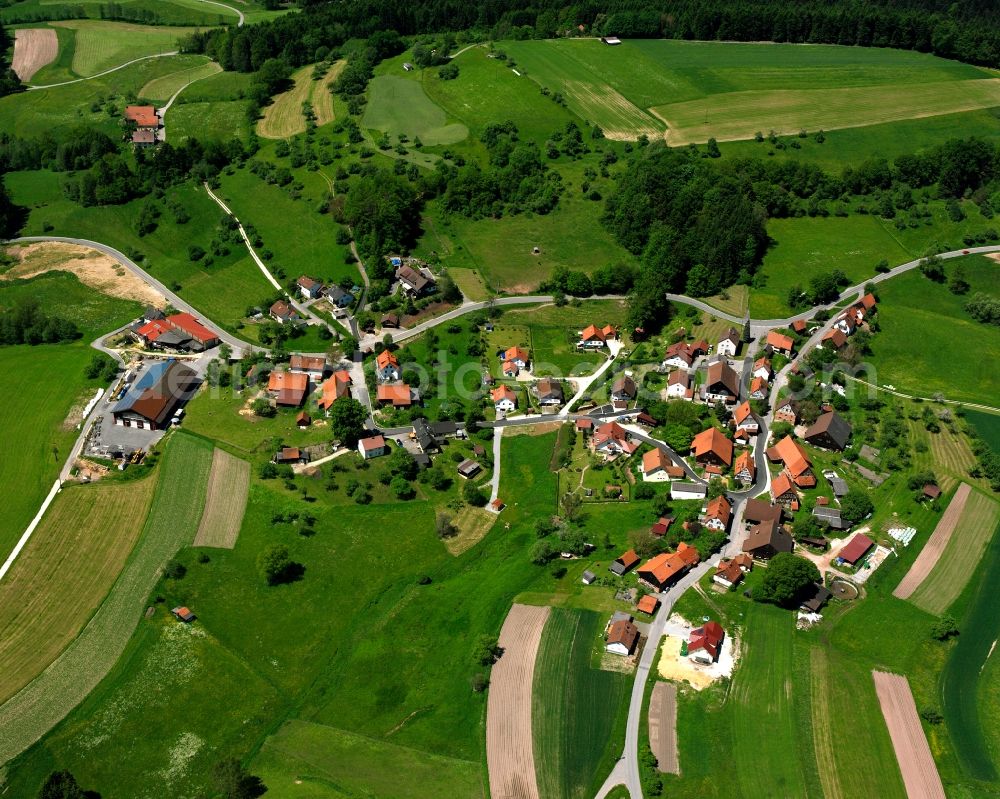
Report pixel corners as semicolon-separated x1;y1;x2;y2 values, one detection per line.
430;420;459;437
805;411;853;450
827;475;849;497
672;482;707;496
812;506;846;529
610;610;632;625
609;561;627;575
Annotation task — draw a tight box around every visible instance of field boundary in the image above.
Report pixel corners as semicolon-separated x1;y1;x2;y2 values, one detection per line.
487;603;550;799
12;28;58;82
894;483;970;600
872;671;946;799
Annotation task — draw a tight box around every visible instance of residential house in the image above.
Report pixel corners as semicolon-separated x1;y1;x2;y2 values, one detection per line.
637;542;700;591
125;105;159;129
636;595;660;615
502;360;520;378
503;346;530;371
591;421;636;457
748;376;768;401
662;339;708;370
492;385;518;414
457;459;481;479
381;313;400;329
733;450;756;484
743;498;782;526
534;378;563;406
822;328;848;350
324;285;354;308
268;370;309;407
743;518;794;560
666;369;693;399
606;617;640;656
704;359;740;405
733;401;759;435
358;435;388;459
376;350;401;382
691;427;733;467
609;549;640;576
752;357;773;382
111;360;197;430
767;435;815;487
713;554;753;590
770;472;798;506
578;323;616;348
774;399;799;425
804;411;853;451
766;331;795;356
671;482;707;501
289;354;326;382
688;621;725;664
636;411;657;427
642;447;683;482
833;313;858;337
576;418;593;433
838;533;874;566
396;263;435;296
611;374;637;402
317;371;351;410
270;300;299;325
131;129;156;147
716;328;741;357
377;384;414;408
703;495;732;532
296;276;323;300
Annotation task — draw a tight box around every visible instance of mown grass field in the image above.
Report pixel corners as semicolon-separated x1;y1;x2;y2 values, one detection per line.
169;98;253;142
532;607;629;799
3;0;243;25
254;720;484;799
0;475;156;704
257;61;343;139
908;490;1000;615
49;20;200;77
192;448;250;548
504;39;995;143
138;58;220;103
363;74;469;146
863;255;1000;405
967;410;1000;452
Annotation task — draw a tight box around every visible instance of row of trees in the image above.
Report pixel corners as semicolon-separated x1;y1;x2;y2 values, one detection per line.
0;23;22;98
0;297;80;346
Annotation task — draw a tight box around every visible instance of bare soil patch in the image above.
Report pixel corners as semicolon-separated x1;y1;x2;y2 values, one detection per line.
12;29;58;81
193;448;250;548
443;505;497;556
893;482;970;600
504;422;563;438
872;671;946;799
648;681;679;774
487;603;550;799
4;242;165;307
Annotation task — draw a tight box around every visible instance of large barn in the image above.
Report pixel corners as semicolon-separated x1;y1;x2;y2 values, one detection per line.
111;360;198;430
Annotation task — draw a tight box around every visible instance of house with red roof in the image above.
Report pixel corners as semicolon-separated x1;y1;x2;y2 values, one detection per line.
317;371;351;410
376;349;400;382
642;447;683;482
377;384;414;408
503;346;530;370
688;621;725;664
752;357;773;382
766;331;795;356
650;516;673;537
838;533;874;566
733;401;759;435
578;323;615;348
125;105;159;129
289;354;326;381
691;427;733;467
636;595;660;615
733;450;756;484
637;542;699;591
767;435;815;488
703;495;732;531
358;435;387;459
491;385;518;413
666;368;694;399
748;375;769;401
267;370;309;407
592;421;637;458
822;328;848;350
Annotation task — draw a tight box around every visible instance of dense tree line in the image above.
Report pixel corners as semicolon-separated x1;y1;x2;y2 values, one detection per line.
342;169;422;276
0;23;23;97
178;0;1000;77
0;297;80;345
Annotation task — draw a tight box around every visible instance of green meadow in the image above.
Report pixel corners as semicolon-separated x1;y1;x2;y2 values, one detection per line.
363;74;469;146
3;0;241;25
48;20;199;77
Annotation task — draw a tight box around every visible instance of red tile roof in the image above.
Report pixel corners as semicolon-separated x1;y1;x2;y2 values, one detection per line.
167;312;218;345
839;534;874;565
636;595;660;614
377;384;412;406
504;346;529;363
767;331;795;352
580;324;605;342
705;495;732;526
376;350;399;369
268;371;308;406
617;549;640;569
125;105;158;127
688;621;724;659
691;427;733;466
491;385;517;405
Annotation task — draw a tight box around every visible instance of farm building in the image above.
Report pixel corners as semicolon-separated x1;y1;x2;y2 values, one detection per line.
132;312;219;352
691;427;733;467
111;360;198;430
637;543;699;592
671;482;707;501
581;570;596;585
812;506;847;530
610;549;640;576
125;105;159;129
767;435;815;487
743;498;782;526
358;435;388;459
377;384;414;408
804;411;853;451
650;516;673;537
606;618;640;655
131;129;157;147
296;411;311;428
317;371;351;410
766;331;795;356
800;584;832;613
743;519;793;560
923;483;942;500
457;459;481;479
838;533;874;566
704;359;740;404
600;35;622;45
289;354;327;381
268;371;309;407
273;447;306;464
171;606;196;622
688;621;724;664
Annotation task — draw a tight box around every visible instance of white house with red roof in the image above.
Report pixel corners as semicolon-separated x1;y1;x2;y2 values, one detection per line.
491;385;518;413
688;621;725;664
592;421;637;458
358;435;387;459
375;350;400;382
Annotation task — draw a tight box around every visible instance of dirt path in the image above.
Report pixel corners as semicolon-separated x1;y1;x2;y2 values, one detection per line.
648;681;679;774
4;242;166;306
872;671;946;799
12;29;58;81
893;483;970;600
486;603;550;799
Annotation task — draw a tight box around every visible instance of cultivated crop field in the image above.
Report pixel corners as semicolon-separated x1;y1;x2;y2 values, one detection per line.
504;39;996;143
257;61;344;138
532;608;630;799
193;448;250;548
904;488;1000;615
11;27;57;81
0;476;156;704
0;432;213;767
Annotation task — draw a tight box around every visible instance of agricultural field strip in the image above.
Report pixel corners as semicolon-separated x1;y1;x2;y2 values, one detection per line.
0;433;213;765
11;28;57;81
0;478;156;705
487;603;550;799
193;448;250;548
139;59;221;104
647;681;679;775
872;671;946;799
906;490;1000;615
809;647;845;799
894;483;971;600
257;60;344;138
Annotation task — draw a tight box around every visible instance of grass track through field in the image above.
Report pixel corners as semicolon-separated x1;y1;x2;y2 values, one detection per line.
532;607;630;799
0;431;213;765
138;58;220;103
730;603;810;797
0;476;156;705
906;489;1000;614
193;448;250;548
